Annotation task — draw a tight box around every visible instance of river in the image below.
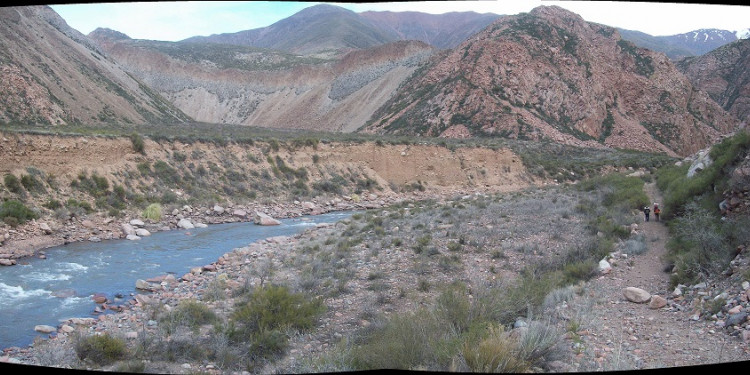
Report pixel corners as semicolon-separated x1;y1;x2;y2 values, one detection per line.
0;211;353;350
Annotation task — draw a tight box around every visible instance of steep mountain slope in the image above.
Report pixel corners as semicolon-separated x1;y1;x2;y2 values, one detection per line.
357;10;500;49
0;6;191;126
90;28;435;132
182;4;397;57
676;38;750;127
619;28;741;60
363;6;739;157
183;4;501;54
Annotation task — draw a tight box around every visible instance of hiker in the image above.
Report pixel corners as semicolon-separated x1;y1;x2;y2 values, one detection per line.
643;206;651;222
653;203;660;221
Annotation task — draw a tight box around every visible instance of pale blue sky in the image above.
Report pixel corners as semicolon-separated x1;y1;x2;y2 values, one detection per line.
49;1;750;42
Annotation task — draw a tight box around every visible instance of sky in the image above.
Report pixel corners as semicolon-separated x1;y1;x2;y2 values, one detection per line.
47;1;750;42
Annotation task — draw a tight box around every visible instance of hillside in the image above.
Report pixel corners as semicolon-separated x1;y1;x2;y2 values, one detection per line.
676;38;750;127
363;6;739;158
182;4;398;57
89;28;435;132
0;6;191;126
183;4;501;54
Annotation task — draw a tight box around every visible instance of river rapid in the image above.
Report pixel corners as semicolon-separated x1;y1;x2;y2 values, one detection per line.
0;211;353;350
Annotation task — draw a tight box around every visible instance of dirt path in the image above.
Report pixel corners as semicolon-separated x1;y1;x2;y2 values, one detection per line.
566;182;750;371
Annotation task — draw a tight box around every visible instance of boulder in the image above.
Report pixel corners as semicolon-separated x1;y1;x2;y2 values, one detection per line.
92;293;108;304
232;209;247;218
38;222;52;235
213;205;225;214
135;228;151;237
129;219;145;227
135;279;157;291
126;234;141;241
177;218;194;229
623;287;651;303
598;259;612;274
121;223;136;236
34;325;56;334
648;295;668;309
254;211;281;226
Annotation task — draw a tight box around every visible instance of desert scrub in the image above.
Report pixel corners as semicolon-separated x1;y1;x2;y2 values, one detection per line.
159;299;218;335
75;333;128;366
130;132;145;155
226;285;325;366
142;203;162;221
0;199;39;227
3;173;23;194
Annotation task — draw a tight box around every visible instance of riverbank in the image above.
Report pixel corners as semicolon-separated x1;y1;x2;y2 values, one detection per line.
0;189;441;264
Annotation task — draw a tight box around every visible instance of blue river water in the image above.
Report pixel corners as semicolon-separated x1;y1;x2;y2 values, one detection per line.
0;211;353;350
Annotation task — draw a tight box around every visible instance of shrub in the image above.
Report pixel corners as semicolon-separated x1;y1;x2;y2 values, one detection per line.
0;199;39;226
142;203;162;221
130;133;145;155
159;299;217;335
3;174;23;194
225;284;325;367
462;324;529;373
75;333;128;366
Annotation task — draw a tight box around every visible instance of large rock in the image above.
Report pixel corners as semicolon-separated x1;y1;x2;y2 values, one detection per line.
648;295;668;309
254;211;281;226
177;218;195;229
135;228;151;237
121;223;136;236
38;222;52;235
126;234;141;241
129;219;145;227
623;287;651;303
34;325;56;334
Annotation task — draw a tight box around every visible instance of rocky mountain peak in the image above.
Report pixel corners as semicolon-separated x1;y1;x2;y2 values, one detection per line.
363;5;739;157
89;27;132;41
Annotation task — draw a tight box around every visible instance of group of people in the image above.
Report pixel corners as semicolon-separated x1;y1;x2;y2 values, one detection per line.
643;203;660;222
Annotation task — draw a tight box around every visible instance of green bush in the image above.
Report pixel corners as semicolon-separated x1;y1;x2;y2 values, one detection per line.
142;203;162;221
227;284;325;366
462;324;529;373
75;333;128;366
3;174;23;194
0;199;38;226
159;299;217;335
130;133;145;155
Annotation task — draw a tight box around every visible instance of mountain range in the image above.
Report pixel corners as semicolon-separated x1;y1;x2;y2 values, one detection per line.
1;4;748;158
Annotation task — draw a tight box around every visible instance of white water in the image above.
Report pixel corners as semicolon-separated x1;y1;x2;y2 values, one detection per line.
0;211;352;349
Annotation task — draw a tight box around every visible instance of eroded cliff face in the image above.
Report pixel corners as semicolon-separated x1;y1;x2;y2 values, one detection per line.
364;6;739;157
677;38;750;128
0;6;190;126
89;30;435;132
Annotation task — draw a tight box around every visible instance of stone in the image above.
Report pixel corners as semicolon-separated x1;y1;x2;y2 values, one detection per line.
598;259;612;274
126;234;141;241
177;218;195;229
121;223;136;236
38;222;52;235
129;219;145;227
34;325;56;334
213;204;225;214
92;293;108;304
725;312;749;328
254;211;281;226
232;209;247;218
623;287;651;303
135;228;151;237
649;295;668;309
135;279;157;291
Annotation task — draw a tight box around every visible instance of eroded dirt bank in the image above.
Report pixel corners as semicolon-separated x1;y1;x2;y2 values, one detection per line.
0;131;539;261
